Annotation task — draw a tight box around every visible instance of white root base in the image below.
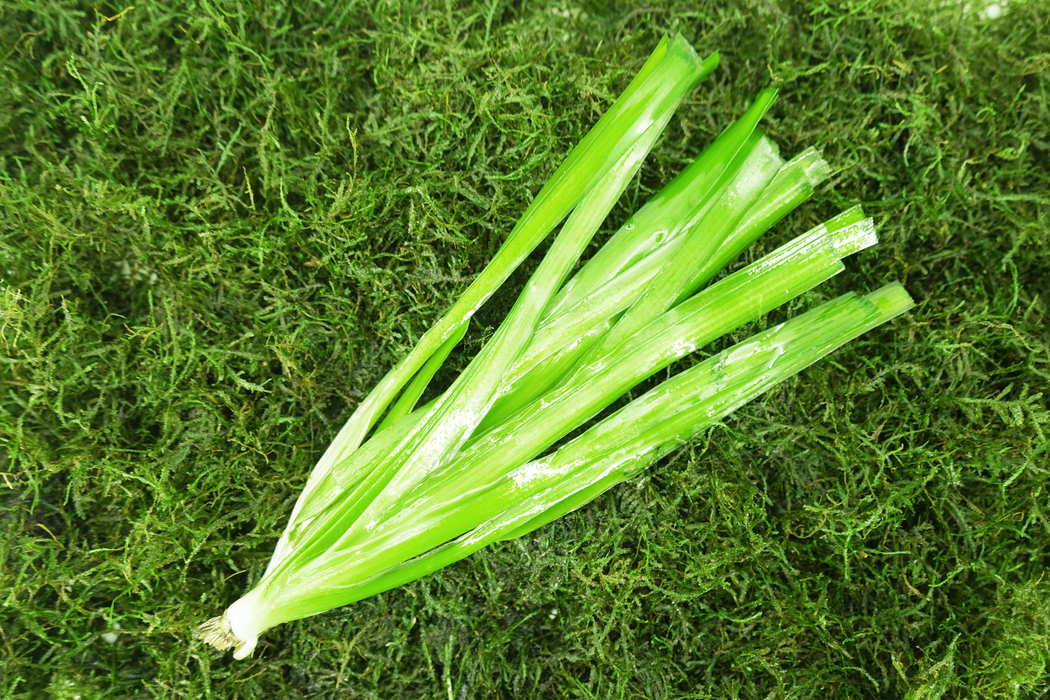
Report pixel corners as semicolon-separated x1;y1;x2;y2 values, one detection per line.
195;595;264;659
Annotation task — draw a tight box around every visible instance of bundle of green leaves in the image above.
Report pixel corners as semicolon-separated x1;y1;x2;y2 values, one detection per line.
196;34;912;658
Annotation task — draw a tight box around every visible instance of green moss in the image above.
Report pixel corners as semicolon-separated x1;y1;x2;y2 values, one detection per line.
1;0;1047;697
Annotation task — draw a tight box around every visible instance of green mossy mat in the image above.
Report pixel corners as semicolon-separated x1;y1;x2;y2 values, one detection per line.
1;1;1047;697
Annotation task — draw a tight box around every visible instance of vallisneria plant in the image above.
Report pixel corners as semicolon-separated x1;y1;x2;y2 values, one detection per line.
197;34;913;659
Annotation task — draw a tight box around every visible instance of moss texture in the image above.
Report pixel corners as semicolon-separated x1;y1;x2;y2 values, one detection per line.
1;0;1048;697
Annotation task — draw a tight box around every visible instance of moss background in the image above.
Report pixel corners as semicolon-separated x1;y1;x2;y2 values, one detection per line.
1;0;1048;697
